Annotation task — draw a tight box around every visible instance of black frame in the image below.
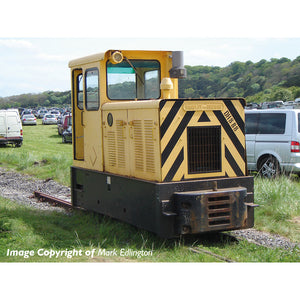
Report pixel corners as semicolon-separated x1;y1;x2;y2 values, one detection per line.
85;67;100;111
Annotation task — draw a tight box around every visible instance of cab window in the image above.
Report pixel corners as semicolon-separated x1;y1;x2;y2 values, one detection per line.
85;68;99;110
107;60;160;100
77;73;83;109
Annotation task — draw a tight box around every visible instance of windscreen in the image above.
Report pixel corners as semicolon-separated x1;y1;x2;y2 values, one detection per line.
107;60;160;100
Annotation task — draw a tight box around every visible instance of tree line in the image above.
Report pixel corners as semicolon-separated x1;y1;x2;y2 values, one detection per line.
1;55;300;109
180;56;300;103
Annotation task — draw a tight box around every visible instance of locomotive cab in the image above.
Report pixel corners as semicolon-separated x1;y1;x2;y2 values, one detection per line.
69;50;256;238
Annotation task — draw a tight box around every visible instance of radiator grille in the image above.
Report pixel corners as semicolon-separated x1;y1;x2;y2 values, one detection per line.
187;126;221;174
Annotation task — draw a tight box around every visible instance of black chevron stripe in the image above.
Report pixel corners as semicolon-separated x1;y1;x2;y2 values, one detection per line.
164;148;184;182
225;145;244;176
160;101;183;139
213;110;245;160
224;100;245;133
161;110;194;167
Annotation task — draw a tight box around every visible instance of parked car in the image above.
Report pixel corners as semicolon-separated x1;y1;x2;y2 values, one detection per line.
42;114;57;125
0;109;23;147
62;126;72;143
21;109;32;117
21;113;37;125
50;110;60;118
57;114;72;135
37;109;48;119
245;109;300;178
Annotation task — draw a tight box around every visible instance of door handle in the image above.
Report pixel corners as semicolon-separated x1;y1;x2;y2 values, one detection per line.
81;111;85;127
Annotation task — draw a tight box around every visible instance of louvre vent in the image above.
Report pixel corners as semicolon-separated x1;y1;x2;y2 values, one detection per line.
187;126;221;174
134;120;144;171
144;120;155;173
107;131;116;167
116;120;126;168
132;120;156;173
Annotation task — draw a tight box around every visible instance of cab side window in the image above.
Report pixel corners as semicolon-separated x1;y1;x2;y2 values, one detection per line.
85;68;99;110
77;73;83;109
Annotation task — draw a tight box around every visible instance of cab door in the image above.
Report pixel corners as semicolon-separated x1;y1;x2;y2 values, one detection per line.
72;69;84;161
82;67;103;170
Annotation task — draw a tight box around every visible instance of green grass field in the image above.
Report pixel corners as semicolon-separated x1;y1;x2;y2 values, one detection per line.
0;121;299;262
0;120;72;185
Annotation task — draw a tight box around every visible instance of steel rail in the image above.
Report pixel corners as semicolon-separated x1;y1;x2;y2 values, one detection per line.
189;247;236;263
34;191;73;209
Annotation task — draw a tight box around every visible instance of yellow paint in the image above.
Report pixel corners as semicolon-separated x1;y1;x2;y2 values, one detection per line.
69;50;247;183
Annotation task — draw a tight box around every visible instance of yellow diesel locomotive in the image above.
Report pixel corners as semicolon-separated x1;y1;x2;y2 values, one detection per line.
68;50;256;238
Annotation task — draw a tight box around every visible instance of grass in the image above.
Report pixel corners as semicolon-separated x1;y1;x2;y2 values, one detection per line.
253;175;300;242
0;120;299;262
1;196;299;262
0;120;72;185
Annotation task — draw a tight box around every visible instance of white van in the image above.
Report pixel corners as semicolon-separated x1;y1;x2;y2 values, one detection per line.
0;109;23;147
245;109;300;178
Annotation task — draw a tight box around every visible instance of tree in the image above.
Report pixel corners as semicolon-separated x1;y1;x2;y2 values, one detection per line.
184;87;195;98
272;88;293;102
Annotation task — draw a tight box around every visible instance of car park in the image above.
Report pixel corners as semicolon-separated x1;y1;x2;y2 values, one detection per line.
42;114;57;125
21;113;37;125
245;109;300;177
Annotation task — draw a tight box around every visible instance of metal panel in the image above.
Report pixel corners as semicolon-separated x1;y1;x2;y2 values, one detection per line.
159;98;247;182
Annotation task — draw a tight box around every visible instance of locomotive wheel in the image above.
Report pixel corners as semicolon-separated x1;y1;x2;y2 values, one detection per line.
258;155;280;178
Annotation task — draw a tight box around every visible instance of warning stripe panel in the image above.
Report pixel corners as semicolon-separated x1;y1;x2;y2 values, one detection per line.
164;148;184;182
160;101;183;139
213;110;245;160
160;99;246;182
161;110;194;166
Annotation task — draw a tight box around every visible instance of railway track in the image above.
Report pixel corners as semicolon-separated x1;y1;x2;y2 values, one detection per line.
34;191;74;209
189;247;236;262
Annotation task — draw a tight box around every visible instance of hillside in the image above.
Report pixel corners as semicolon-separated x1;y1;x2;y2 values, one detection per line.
1;55;300;108
180;56;300;103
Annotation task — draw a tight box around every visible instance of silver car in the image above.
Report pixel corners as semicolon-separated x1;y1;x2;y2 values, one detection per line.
245;109;300;178
21;114;37;125
42;114;57;125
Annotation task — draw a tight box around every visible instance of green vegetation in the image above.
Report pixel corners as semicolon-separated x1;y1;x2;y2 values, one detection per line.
254;176;300;242
0;90;70;109
0;122;299;262
0;120;72;185
180;56;300;103
1;195;299;262
1;55;300;109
